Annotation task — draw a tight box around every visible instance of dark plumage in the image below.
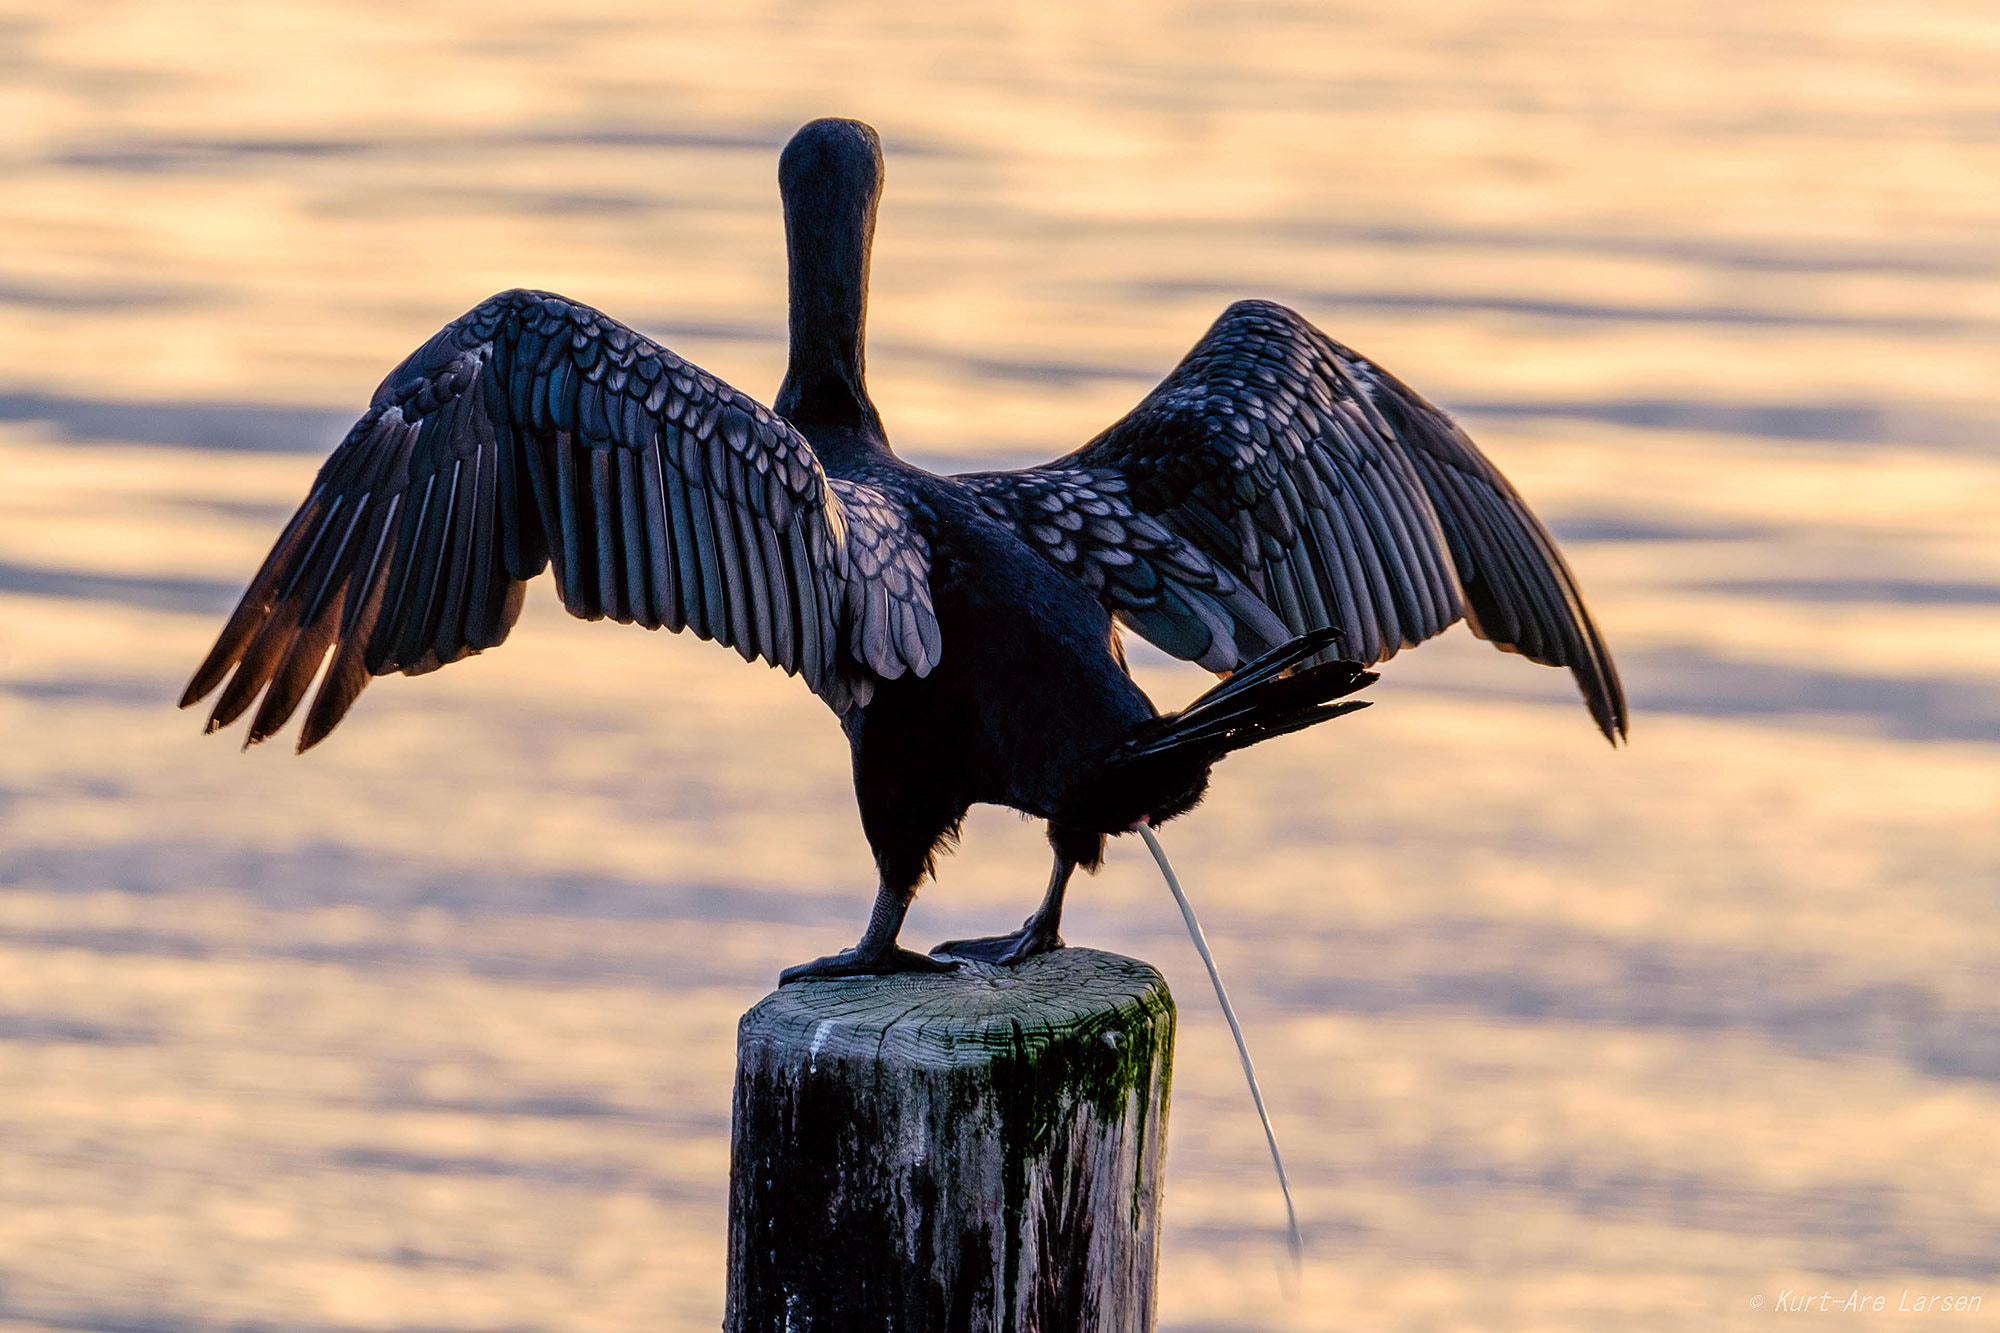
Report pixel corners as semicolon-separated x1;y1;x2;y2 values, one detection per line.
182;117;1625;980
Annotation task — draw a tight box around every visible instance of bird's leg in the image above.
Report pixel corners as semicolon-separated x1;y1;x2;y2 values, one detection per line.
931;851;1077;965
779;879;956;984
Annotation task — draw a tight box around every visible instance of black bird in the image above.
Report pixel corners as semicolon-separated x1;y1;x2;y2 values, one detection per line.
182;118;1625;981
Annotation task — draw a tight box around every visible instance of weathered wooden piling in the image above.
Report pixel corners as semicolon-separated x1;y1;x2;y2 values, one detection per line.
725;947;1175;1332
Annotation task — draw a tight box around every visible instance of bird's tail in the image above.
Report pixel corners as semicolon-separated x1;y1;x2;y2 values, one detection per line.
1119;627;1376;767
1068;629;1376;830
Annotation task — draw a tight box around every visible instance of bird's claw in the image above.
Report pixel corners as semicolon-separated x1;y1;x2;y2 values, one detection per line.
779;944;959;985
929;928;1065;966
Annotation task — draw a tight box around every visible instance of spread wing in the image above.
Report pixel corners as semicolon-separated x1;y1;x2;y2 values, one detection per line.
957;299;1625;743
182;288;939;749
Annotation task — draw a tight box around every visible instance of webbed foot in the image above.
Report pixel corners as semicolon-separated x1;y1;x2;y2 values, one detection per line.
929;925;1065;966
779;944;959;985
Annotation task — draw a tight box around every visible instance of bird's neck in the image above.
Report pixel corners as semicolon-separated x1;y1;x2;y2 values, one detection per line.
773;171;891;461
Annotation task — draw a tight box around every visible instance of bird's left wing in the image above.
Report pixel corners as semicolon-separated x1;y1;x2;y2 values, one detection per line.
182;289;937;749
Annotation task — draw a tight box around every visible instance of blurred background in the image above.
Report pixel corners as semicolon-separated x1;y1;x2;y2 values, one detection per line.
2;1;1997;1329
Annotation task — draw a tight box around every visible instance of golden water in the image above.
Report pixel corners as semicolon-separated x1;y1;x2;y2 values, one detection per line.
2;2;1998;1328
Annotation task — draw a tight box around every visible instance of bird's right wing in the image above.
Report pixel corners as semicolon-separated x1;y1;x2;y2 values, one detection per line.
959;300;1624;743
183;289;939;750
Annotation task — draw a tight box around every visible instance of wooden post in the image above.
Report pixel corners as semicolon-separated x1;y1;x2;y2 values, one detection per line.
725;947;1175;1332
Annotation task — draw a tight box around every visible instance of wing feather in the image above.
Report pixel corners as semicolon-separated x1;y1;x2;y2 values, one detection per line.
452;447;495;652
634;444;677;632
613;446;657;630
737;497;777;664
707;482;755;659
586;447;621;621
757;521;796;673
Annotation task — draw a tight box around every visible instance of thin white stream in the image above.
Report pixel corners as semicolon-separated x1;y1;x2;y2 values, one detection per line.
1137;823;1303;1266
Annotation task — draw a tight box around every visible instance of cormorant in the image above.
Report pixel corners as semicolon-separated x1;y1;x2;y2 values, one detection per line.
181;117;1625;982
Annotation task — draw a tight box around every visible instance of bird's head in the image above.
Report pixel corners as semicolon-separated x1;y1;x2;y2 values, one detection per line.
779;118;884;212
